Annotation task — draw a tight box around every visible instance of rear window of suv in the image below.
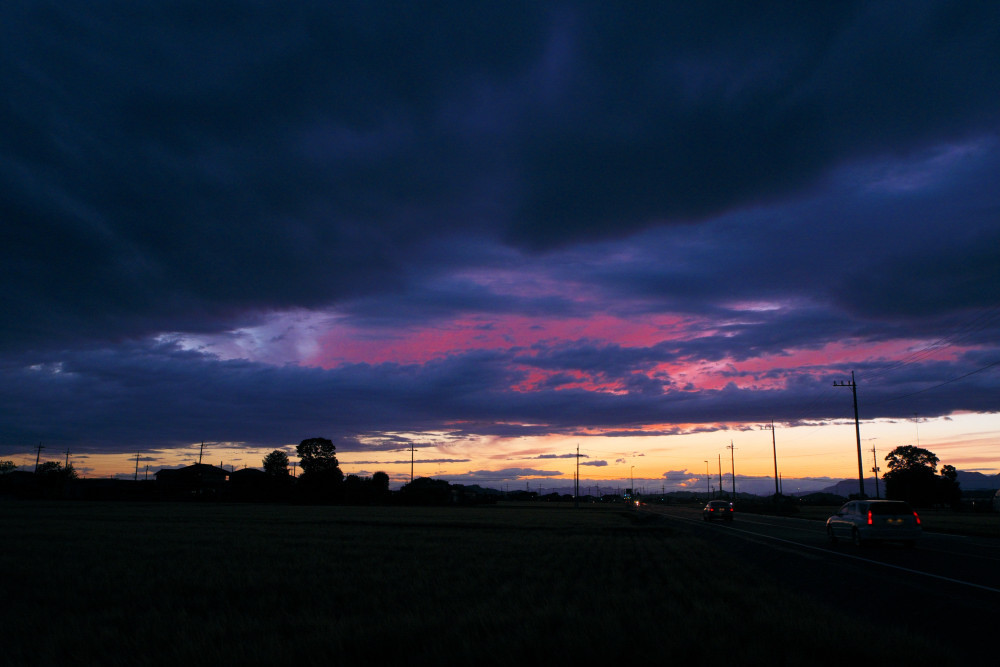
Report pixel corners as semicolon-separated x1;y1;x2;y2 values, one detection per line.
868;502;913;515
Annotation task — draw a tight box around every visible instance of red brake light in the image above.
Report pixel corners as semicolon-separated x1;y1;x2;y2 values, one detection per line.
729;507;733;512
867;510;873;525
913;511;921;525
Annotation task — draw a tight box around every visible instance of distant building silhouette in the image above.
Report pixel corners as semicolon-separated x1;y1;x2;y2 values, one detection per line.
155;463;230;499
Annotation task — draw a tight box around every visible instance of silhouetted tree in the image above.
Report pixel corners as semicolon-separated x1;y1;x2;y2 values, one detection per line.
36;461;78;480
340;474;365;504
371;471;390;494
262;450;290;477
399;476;451;505
295;438;343;503
883;445;950;507
296;438;341;476
259;449;292;501
937;464;962;508
340;472;393;505
33;461;77;498
0;460;22;497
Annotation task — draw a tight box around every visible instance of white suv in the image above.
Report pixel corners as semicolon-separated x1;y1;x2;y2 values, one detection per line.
826;499;921;547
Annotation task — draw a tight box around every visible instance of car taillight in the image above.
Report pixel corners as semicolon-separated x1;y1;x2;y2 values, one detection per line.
913;511;921;525
867;510;873;525
729;507;733;512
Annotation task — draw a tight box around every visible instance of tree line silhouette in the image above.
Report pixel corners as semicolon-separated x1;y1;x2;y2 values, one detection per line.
0;440;965;508
0;438;498;505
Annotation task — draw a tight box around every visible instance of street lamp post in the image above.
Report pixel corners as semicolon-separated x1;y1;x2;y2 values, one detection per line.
727;441;736;499
717;454;722;500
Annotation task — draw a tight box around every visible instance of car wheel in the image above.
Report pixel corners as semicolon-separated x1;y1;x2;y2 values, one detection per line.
851;528;864;547
827;526;837;544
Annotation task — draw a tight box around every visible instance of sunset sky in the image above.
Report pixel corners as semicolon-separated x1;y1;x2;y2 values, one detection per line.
3;2;999;493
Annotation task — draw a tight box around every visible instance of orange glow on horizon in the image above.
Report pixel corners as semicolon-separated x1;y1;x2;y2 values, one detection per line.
21;416;995;490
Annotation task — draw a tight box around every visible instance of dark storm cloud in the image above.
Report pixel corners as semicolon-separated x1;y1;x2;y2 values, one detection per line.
508;2;1000;247
1;2;548;349
548;139;1000;346
4;2;1000;351
2;3;999;457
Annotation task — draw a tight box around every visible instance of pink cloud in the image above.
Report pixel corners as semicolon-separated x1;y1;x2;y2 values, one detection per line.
307;313;689;367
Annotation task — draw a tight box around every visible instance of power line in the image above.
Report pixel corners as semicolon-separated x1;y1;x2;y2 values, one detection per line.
870;358;1000;406
859;305;1000;383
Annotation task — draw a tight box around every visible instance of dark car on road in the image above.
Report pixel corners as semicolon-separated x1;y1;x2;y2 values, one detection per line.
826;499;921;547
702;500;734;522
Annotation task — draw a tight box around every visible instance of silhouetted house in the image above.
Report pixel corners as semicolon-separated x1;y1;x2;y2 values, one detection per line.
155;463;230;499
230;467;266;483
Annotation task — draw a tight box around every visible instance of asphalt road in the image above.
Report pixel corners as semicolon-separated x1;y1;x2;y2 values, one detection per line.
644;505;999;662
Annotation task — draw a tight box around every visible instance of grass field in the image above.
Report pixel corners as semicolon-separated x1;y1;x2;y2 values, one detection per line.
1;500;951;666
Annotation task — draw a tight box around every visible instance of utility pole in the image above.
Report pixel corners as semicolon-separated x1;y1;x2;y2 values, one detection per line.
134;451;141;481
764;420;779;496
65;448;71;468
727;441;736;499
410;441;415;484
34;443;44;473
198;441;205;465
833;371;865;498
574;444;580;508
704;460;710;498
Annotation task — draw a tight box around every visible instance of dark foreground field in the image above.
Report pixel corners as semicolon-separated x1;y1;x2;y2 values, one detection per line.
1;501;950;666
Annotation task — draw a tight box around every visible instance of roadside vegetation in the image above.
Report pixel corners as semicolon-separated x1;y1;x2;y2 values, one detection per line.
1;500;950;665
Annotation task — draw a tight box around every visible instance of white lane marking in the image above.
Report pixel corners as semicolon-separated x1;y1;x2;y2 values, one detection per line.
732;515;828;534
654;510;1000;595
729;514;1000;563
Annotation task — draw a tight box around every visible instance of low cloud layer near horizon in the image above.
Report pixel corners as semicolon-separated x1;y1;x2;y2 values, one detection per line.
2;2;999;463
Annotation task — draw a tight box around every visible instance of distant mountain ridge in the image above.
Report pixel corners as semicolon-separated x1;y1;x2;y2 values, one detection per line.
820;470;1000;497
